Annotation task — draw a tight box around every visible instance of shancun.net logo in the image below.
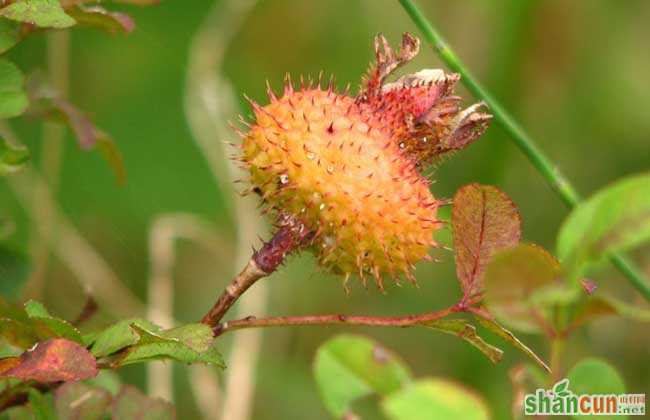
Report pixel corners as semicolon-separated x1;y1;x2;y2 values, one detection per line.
524;379;646;416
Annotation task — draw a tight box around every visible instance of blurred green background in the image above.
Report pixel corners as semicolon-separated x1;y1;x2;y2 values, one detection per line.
1;0;649;418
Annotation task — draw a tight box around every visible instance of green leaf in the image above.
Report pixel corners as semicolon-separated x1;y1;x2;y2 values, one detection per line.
110;385;175;420
87;318;160;358
24;300;84;344
557;173;650;277
114;323;224;369
381;379;490;420
24;300;49;318
567;358;626;420
473;315;550;373
0;137;30;176
54;382;111;420
0;0;75;29
0;19;21;54
313;334;412;418
2;299;83;345
422;319;503;364
483;243;561;334
452;184;521;297
0;247;30;300
0;59;28;119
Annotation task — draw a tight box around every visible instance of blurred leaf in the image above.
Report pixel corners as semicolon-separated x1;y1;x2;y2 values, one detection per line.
0;138;30;176
569;293;650;330
452;184;521;297
0;356;20;374
49;99;126;184
422;319;503;364
2;299;87;351
87;370;122;396
567;358;626;420
0;19;21;54
1;338;97;382
111;385;174;420
66;6;134;34
0;247;30;300
55;382;111;420
0;59;28;119
28;388;56;420
484;243;561;334
0;344;21;358
0;405;33;419
381;379;490;420
313;334;412;418
0;318;38;348
0;297;29;321
557;173;650;276
473;315;550;373
96;132;126;185
0;213;16;240
112;0;160;5
0;297;37;349
114;323;224;368
0;0;75;29
510;362;548;419
24;300;84;344
50;98;101;150
86;318;160;358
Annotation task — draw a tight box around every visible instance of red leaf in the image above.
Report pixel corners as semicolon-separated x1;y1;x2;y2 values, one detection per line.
452;184;521;298
2;338;97;383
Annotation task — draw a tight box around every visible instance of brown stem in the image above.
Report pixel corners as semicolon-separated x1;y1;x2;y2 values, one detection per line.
201;213;312;327
213;305;460;337
201;259;267;326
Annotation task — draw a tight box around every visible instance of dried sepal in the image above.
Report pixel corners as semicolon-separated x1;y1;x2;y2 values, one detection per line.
361;33;421;101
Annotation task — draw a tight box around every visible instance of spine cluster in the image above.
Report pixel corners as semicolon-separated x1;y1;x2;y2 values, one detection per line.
236;33;491;291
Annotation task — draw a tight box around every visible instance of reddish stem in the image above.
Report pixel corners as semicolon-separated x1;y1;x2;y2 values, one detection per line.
213;305;461;337
200;213;312;328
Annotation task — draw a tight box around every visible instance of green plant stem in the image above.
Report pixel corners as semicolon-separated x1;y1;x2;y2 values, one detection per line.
398;0;650;301
24;30;70;300
549;338;565;382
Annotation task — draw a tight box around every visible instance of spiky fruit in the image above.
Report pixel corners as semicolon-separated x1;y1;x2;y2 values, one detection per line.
239;33;491;290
